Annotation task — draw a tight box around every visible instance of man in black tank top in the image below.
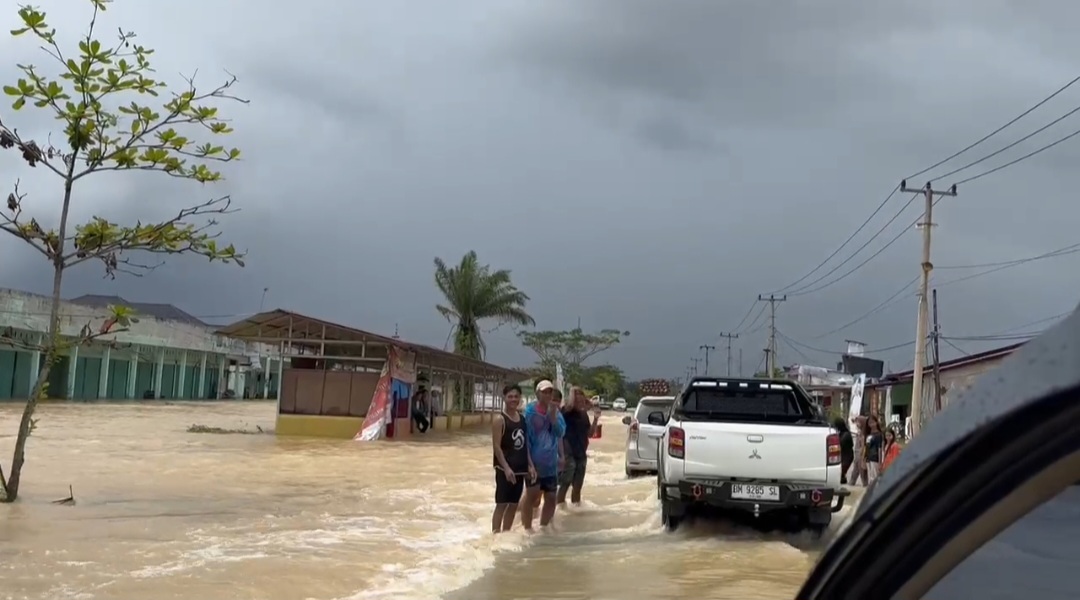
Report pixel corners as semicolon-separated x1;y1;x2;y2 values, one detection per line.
492;383;533;533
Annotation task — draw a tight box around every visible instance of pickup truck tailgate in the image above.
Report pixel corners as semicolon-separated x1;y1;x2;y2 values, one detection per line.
683;422;829;483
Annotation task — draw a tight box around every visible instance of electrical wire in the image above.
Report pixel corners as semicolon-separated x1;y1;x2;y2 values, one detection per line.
907;74;1080;181
769;185;900;294
932;103;1080;183
766;75;1080;298
937;242;1080;287
739;302;768;335
941;337;971;357
950;125;1080;186
784;193;922;296
730;300;760;333
777;331;813;365
938;243;1080;270
802;242;1077;342
810;277;918;339
944;333;1039;342
780;331;916;355
944;311;1071;342
788;196;940;297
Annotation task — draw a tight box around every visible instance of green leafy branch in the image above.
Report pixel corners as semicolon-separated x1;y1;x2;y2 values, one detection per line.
0;1;248;277
3;2;246;181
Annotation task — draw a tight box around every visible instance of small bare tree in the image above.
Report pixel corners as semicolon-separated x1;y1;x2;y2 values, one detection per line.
0;0;246;503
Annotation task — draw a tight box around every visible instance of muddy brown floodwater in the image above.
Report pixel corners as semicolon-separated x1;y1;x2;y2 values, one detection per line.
0;402;859;600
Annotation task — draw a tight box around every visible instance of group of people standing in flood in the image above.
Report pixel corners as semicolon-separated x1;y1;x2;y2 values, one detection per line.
835;414;903;488
491;379;602;533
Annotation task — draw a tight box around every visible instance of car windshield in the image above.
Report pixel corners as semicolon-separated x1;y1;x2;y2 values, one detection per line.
634;400;671;421
678;385;813;422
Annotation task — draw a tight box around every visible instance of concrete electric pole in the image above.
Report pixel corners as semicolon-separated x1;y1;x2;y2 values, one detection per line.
758;294;787;377
699;344;716;375
717;333;738;376
690;357;702;376
900;180;957;437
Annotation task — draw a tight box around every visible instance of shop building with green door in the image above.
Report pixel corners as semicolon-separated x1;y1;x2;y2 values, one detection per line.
0;288;278;401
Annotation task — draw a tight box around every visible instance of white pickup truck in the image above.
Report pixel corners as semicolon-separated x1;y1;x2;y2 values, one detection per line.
655;377;849;534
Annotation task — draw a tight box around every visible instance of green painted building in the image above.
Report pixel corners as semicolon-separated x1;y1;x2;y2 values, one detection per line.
0;289;278;401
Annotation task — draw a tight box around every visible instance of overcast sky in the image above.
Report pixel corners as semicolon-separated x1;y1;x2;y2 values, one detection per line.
2;0;1080;379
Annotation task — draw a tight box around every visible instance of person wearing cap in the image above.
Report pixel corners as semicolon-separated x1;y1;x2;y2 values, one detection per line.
533;388;565;510
519;379;566;531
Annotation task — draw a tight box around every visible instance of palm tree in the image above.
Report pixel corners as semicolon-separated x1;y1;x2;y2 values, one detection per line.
433;250;535;360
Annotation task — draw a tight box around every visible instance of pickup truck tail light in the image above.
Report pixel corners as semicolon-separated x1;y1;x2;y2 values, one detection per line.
668;426;685;459
826;433;841;466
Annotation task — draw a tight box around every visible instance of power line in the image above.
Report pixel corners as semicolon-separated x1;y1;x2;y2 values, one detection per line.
932;103;1080;183
810;277;918;339
784;193;921;296
938;242;1080;287
907;74;1080;181
740;302;769;335
767;75;1080;298
731;300;760;333
777;332;813;365
769;185;900;294
787;196;938;297
779;331;916;356
941;337;971;357
938;243;1080;270
951;125;1080;186
807;243;1079;341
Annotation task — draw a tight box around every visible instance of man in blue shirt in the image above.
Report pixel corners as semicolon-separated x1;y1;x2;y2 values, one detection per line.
519;379;566;531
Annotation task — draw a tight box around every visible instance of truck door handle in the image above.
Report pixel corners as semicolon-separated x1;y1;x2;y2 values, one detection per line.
747;434;764;443
647;433;664;439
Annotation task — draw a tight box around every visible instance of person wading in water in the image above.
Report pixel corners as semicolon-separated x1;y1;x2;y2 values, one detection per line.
533;388;565;511
491;384;533;533
520;380;565;532
557;387;601;505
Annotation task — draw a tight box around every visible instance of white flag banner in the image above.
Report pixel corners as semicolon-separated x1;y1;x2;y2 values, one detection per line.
555;362;565;397
848;373;866;427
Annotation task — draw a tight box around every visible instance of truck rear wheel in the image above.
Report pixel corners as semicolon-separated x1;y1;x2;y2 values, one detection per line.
661;499;684;532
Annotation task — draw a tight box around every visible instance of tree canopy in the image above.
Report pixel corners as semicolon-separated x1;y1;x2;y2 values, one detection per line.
433;250;534;360
518;327;629;377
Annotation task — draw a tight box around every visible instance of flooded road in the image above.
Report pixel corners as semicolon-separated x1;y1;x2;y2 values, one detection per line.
0;402;856;600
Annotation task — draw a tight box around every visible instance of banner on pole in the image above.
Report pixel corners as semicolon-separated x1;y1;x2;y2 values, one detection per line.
355;346;416;441
848;373;866;426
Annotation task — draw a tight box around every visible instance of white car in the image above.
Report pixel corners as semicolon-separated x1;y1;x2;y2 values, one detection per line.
612;397;627;411
621;396;675;477
655;377;849;534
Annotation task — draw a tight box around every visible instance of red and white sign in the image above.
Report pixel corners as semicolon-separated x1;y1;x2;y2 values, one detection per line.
355;351;394;441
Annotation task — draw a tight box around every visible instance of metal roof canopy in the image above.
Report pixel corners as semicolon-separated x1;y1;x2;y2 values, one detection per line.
217;309;524;380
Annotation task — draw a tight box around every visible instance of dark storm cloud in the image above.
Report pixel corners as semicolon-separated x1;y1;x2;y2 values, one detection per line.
3;0;1080;378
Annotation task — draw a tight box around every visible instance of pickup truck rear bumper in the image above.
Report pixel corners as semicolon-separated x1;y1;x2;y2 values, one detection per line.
661;479;851;514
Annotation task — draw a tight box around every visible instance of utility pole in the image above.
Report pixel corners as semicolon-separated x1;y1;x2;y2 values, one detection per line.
739;348;743;377
757;294;787;377
931;288;943;413
690;357;702;376
717;333;738;376
900;179;957;436
699;344;716;375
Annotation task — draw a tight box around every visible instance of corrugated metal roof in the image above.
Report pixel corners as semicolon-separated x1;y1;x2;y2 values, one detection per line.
68;294;209;327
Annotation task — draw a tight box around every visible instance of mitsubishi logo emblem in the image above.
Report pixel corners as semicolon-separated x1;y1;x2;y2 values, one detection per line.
748;449;762;459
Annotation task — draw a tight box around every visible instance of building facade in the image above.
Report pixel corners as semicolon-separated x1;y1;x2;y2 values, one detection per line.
0;288;278;401
875;342;1024;423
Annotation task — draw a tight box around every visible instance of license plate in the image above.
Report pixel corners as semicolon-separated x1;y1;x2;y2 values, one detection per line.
730;483;780;501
